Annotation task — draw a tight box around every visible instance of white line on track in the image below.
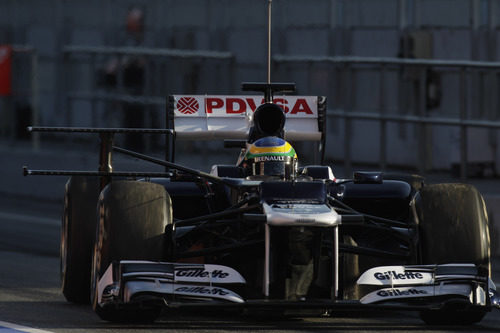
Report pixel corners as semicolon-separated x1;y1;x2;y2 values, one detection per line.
0;321;54;333
0;212;59;226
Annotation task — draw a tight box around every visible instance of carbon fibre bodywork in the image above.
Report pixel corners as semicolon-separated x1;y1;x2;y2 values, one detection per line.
91;171;497;315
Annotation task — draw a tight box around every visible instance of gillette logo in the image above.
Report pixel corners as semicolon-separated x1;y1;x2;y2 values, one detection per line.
374;271;424;281
377;288;427;297
175;269;229;279
175;286;229;296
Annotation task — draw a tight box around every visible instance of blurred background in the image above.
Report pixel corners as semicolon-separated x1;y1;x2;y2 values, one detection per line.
1;0;500;177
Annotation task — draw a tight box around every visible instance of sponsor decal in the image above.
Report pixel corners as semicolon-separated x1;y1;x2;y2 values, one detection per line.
176;97;200;114
374;270;424;281
175;268;209;278
173;264;245;284
295;218;317;224
175;268;230;279
360;286;434;304
254;155;286;162
175;286;230;296
205;97;313;115
357;266;434;286
376;288;427;297
173;95;317;117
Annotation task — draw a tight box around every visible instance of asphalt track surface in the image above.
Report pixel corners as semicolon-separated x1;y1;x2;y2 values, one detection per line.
0;196;500;333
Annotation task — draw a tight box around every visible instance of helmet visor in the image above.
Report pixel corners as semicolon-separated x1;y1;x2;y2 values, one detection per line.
253;161;287;177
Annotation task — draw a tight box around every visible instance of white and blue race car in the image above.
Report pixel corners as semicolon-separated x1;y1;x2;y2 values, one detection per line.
25;82;500;325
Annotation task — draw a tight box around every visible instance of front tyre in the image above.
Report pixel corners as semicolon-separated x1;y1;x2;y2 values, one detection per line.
416;183;490;325
61;176;99;304
90;181;172;323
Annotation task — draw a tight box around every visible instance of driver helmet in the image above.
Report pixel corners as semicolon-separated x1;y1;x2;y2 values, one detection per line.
242;136;297;179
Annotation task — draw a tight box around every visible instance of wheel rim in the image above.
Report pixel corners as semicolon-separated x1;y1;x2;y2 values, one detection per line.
91;201;105;310
90;243;99;310
60;193;70;287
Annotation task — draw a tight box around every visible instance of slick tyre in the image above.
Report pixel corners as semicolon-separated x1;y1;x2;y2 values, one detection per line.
61;176;100;304
416;183;490;325
90;181;172;323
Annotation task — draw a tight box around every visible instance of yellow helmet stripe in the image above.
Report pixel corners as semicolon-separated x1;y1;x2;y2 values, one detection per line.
248;141;294;155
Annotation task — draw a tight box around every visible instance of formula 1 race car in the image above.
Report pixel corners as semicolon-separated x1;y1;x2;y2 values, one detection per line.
25;82;500;325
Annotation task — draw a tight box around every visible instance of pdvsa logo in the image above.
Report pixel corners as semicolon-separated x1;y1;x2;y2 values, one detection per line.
205;97;313;115
174;96;317;116
176;97;199;114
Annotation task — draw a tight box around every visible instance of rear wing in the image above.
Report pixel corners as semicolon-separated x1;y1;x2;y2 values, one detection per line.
166;95;327;161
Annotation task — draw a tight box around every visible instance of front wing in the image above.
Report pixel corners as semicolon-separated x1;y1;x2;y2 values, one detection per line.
97;261;500;312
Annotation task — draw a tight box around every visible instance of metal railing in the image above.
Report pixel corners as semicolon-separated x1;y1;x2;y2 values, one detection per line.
274;55;500;180
59;47;500;180
61;45;235;151
62;45;234;122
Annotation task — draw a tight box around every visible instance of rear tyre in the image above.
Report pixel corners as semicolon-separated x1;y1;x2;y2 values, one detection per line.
90;181;172;323
416;183;490;325
61;176;100;304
